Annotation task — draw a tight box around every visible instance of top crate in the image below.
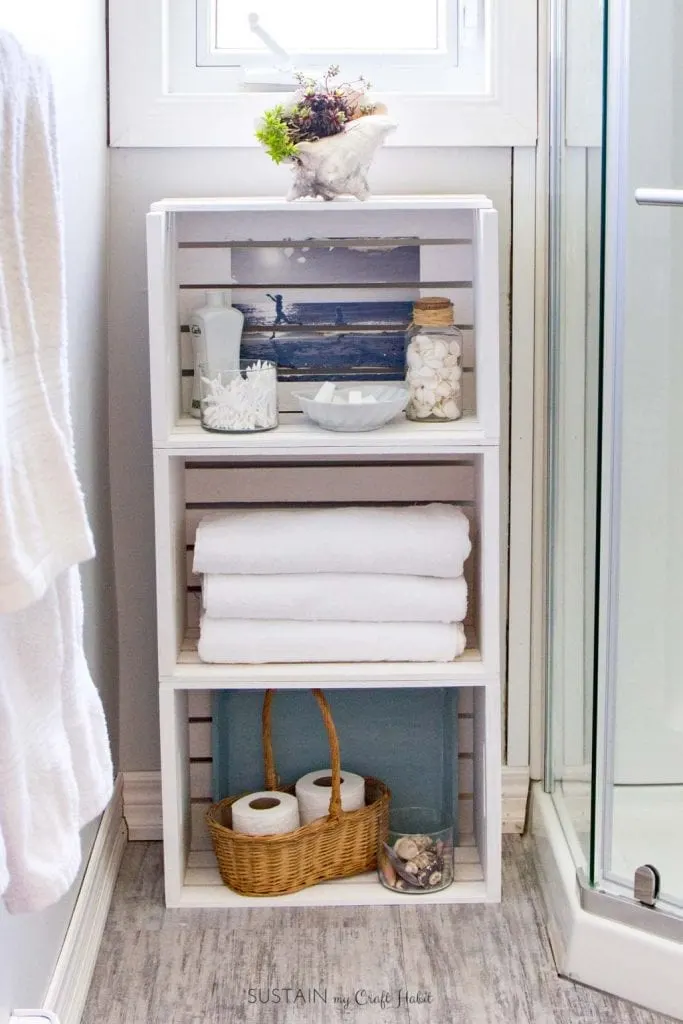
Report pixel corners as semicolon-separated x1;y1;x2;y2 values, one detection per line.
147;196;499;458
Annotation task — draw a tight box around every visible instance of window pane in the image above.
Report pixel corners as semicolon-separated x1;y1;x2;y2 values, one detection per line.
214;0;443;54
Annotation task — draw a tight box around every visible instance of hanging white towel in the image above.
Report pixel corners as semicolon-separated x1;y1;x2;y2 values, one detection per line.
193;504;471;578
202;572;468;623
198;618;467;664
0;32;94;615
0;34;112;913
0;567;112;913
0;828;8;900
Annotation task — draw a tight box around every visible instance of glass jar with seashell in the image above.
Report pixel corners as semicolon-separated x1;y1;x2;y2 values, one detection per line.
377;807;454;894
405;298;464;422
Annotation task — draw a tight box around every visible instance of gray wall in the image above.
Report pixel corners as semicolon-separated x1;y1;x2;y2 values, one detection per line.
0;0;115;1017
109;146;512;771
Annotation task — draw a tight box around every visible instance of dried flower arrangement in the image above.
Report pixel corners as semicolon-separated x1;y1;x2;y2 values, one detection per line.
255;66;395;200
256;66;378;164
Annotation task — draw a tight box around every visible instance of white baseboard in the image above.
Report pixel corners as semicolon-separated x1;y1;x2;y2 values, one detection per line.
502;766;530;833
123;766;530;840
44;776;127;1024
123;771;163;840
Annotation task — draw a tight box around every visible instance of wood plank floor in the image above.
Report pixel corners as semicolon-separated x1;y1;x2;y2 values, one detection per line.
82;836;673;1024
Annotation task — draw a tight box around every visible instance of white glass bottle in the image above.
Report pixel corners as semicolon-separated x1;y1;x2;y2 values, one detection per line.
189;291;244;418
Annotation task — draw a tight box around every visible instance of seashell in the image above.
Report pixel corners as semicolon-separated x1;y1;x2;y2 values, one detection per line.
436;382;452;397
394;878;407;890
442;399;460;419
425;357;443;369
394;837;420;861
435;840;445;856
287;114;397;201
413;405;433;419
432;405;447;419
422;388;436;405
428;871;442;886
383;843;424;885
413;851;436;870
417;365;437;380
443;354;457;368
449;339;462;356
403;861;418;874
412;835;433;851
379;852;397;888
432;340;448;359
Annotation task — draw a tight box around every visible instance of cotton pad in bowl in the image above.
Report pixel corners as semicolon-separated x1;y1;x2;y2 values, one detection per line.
293;384;409;432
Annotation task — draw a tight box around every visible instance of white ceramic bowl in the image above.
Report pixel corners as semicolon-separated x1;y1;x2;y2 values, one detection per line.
293;384;409;432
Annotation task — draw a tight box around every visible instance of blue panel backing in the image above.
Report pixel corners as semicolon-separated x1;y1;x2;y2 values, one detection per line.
212;688;459;835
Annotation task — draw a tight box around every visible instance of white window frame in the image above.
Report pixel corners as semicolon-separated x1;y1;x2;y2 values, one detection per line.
108;0;537;148
192;0;481;96
197;0;457;69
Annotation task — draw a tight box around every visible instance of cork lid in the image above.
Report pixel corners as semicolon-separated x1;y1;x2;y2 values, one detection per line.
412;296;454;326
414;297;452;311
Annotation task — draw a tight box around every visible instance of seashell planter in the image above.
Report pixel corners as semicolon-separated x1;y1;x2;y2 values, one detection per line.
287;114;396;201
378;807;454;894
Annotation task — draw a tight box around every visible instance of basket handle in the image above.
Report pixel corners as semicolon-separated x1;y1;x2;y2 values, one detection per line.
262;688;343;821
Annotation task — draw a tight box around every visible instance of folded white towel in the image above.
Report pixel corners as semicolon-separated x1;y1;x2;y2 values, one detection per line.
0;33;94;614
202;573;468;623
198;618;467;664
193;504;471;578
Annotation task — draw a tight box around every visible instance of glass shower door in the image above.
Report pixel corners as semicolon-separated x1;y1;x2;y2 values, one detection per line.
595;0;683;910
546;0;605;866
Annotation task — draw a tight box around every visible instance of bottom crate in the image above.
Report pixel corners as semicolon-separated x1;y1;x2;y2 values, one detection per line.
159;681;501;908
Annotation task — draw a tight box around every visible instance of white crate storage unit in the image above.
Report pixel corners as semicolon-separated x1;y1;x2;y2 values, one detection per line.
146;196;501;908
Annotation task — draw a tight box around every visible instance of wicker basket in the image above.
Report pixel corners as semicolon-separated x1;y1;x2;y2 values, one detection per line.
206;688;391;897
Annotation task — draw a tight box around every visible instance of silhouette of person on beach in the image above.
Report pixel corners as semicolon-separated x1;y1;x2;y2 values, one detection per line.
266;293;291;326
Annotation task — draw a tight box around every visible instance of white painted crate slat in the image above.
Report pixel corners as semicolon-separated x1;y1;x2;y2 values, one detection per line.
187;691;212;718
166;409;487;456
176;241;473;287
156;195;493;213
184;461;476;505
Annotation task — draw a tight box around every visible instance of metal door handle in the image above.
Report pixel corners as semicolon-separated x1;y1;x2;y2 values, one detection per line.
635;188;683;206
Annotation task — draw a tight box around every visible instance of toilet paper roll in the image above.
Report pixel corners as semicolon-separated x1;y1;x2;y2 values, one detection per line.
231;790;301;836
295;769;366;825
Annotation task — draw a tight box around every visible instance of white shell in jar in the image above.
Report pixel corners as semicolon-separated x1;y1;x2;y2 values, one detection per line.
405;329;463;422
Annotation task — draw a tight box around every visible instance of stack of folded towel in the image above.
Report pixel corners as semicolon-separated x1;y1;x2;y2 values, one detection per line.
193;504;471;664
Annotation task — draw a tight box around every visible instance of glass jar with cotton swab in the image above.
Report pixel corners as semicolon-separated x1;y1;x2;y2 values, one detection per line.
199;360;278;433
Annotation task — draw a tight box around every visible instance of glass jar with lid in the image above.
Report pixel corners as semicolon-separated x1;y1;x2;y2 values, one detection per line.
405;297;463;422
